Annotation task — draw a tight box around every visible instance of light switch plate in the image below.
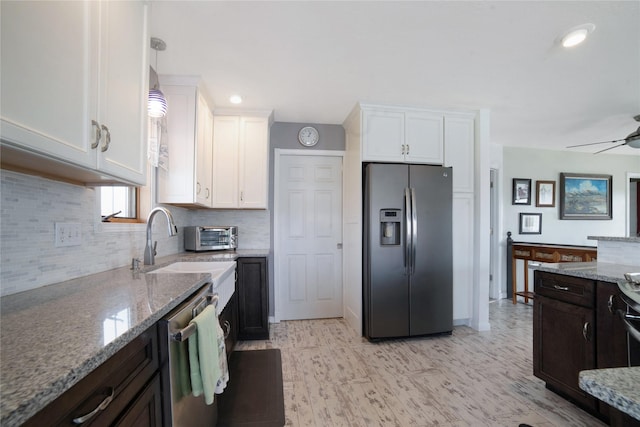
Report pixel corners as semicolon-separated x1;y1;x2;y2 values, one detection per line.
55;222;82;247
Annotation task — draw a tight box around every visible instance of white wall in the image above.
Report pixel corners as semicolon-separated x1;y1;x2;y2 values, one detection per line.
502;147;639;246
499;147;640;298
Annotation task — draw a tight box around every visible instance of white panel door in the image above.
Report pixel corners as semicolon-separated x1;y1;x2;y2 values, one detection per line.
276;155;343;320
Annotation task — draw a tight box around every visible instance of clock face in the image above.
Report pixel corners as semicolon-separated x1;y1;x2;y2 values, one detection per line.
298;126;319;147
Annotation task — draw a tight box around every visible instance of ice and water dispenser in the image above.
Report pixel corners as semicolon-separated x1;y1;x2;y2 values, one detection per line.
379;209;401;245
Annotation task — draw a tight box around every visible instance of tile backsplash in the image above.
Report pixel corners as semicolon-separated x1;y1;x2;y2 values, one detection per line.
1;170;270;296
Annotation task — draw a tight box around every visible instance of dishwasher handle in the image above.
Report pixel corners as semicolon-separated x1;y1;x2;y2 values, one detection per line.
171;294;219;342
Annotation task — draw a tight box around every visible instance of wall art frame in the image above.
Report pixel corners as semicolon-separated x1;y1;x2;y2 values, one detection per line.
559;173;612;220
512;178;532;205
519;212;542;234
535;180;556;207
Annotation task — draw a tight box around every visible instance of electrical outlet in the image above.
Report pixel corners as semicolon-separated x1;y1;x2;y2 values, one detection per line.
55;222;82;247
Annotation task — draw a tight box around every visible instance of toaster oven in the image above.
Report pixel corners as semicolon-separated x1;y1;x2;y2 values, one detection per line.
184;226;238;251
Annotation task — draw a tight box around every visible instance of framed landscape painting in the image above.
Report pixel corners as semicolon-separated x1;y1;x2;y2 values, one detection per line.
559;173;612;220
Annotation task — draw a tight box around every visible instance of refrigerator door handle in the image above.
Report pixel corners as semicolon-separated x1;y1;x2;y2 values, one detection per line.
404;187;412;275
410;187;417;275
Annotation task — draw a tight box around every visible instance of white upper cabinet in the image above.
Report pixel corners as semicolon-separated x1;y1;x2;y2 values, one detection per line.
157;78;214;207
361;105;444;164
212;113;271;209
0;0;148;185
444;115;475;193
211;116;240;208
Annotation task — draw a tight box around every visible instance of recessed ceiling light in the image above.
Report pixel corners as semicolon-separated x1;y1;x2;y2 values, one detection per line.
560;23;596;48
229;95;242;104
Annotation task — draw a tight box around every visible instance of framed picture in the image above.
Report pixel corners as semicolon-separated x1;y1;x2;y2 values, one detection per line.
519;213;542;234
536;180;556;207
559;173;612;220
512;178;532;205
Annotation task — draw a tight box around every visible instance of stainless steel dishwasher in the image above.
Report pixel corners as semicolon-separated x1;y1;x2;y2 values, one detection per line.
159;283;219;426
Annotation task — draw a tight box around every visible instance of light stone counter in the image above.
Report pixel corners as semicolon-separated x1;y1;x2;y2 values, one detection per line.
0;250;269;427
532;261;639;283
579;367;640;420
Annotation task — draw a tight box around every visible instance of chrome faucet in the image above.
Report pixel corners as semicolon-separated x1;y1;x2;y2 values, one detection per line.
144;207;178;265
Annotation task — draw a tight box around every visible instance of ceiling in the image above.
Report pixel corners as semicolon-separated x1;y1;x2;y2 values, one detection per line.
150;1;640;155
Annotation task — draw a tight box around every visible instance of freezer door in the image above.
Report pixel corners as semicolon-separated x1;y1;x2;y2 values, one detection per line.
408;165;453;336
364;163;410;339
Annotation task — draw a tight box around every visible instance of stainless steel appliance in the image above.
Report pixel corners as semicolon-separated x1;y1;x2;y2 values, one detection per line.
184;226;238;251
159;283;219;426
363;163;453;340
617;274;640;366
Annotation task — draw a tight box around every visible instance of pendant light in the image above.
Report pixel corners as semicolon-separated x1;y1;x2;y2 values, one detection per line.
148;37;168;118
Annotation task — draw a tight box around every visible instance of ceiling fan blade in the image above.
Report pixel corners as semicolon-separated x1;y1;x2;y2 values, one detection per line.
567;138;626;148
593;141;628;154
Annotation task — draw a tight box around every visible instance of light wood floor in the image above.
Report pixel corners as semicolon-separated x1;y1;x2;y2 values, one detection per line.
235;299;606;426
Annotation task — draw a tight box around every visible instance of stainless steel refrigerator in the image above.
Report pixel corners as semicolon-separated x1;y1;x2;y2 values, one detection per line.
363;163;453;340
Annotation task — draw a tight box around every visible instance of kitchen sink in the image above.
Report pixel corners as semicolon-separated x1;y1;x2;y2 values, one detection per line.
147;261;237;311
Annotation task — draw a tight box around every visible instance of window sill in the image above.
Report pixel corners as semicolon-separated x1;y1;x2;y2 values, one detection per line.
94;221;146;233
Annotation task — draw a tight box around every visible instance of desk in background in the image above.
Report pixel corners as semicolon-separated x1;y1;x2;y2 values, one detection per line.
507;238;597;304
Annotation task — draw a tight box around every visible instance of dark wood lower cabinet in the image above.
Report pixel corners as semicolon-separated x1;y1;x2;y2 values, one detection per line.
533;293;597;410
24;324;160;426
534;271;633;422
237;257;269;340
220;292;239;357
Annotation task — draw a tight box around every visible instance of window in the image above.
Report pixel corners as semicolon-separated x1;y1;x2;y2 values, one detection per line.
100;186;140;222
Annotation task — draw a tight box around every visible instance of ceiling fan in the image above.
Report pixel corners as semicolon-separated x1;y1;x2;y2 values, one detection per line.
567;115;640;154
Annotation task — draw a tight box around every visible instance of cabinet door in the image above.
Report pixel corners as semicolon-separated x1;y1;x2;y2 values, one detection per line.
195;93;214;207
114;374;162;427
96;0;148;185
0;1;97;167
237;257;269;340
157;85;197;204
220;293;239;357
444;115;475;192
238;117;268;209
405;111;444;164
533;294;597;410
596;281;630;368
212;116;240;208
362;110;404;162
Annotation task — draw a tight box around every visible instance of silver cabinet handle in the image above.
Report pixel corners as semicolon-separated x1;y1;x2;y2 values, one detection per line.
582;322;591;342
401;144;406;155
223;320;231;339
206;188;210;199
406;144;410;155
607;294;616;314
100;125;111;152
91;120;101;149
553;285;569;291
72;387;114;424
196;182;201;195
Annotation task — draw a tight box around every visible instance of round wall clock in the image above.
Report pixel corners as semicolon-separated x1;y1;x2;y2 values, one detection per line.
298;126;319;147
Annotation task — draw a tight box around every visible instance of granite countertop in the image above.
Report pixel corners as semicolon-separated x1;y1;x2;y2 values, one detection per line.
531;261;640;283
587;236;640;243
0;249;269;427
579;367;640;420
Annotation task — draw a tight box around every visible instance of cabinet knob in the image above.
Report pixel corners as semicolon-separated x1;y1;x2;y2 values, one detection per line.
91;120;101;149
582;322;591;342
100;125;111;152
